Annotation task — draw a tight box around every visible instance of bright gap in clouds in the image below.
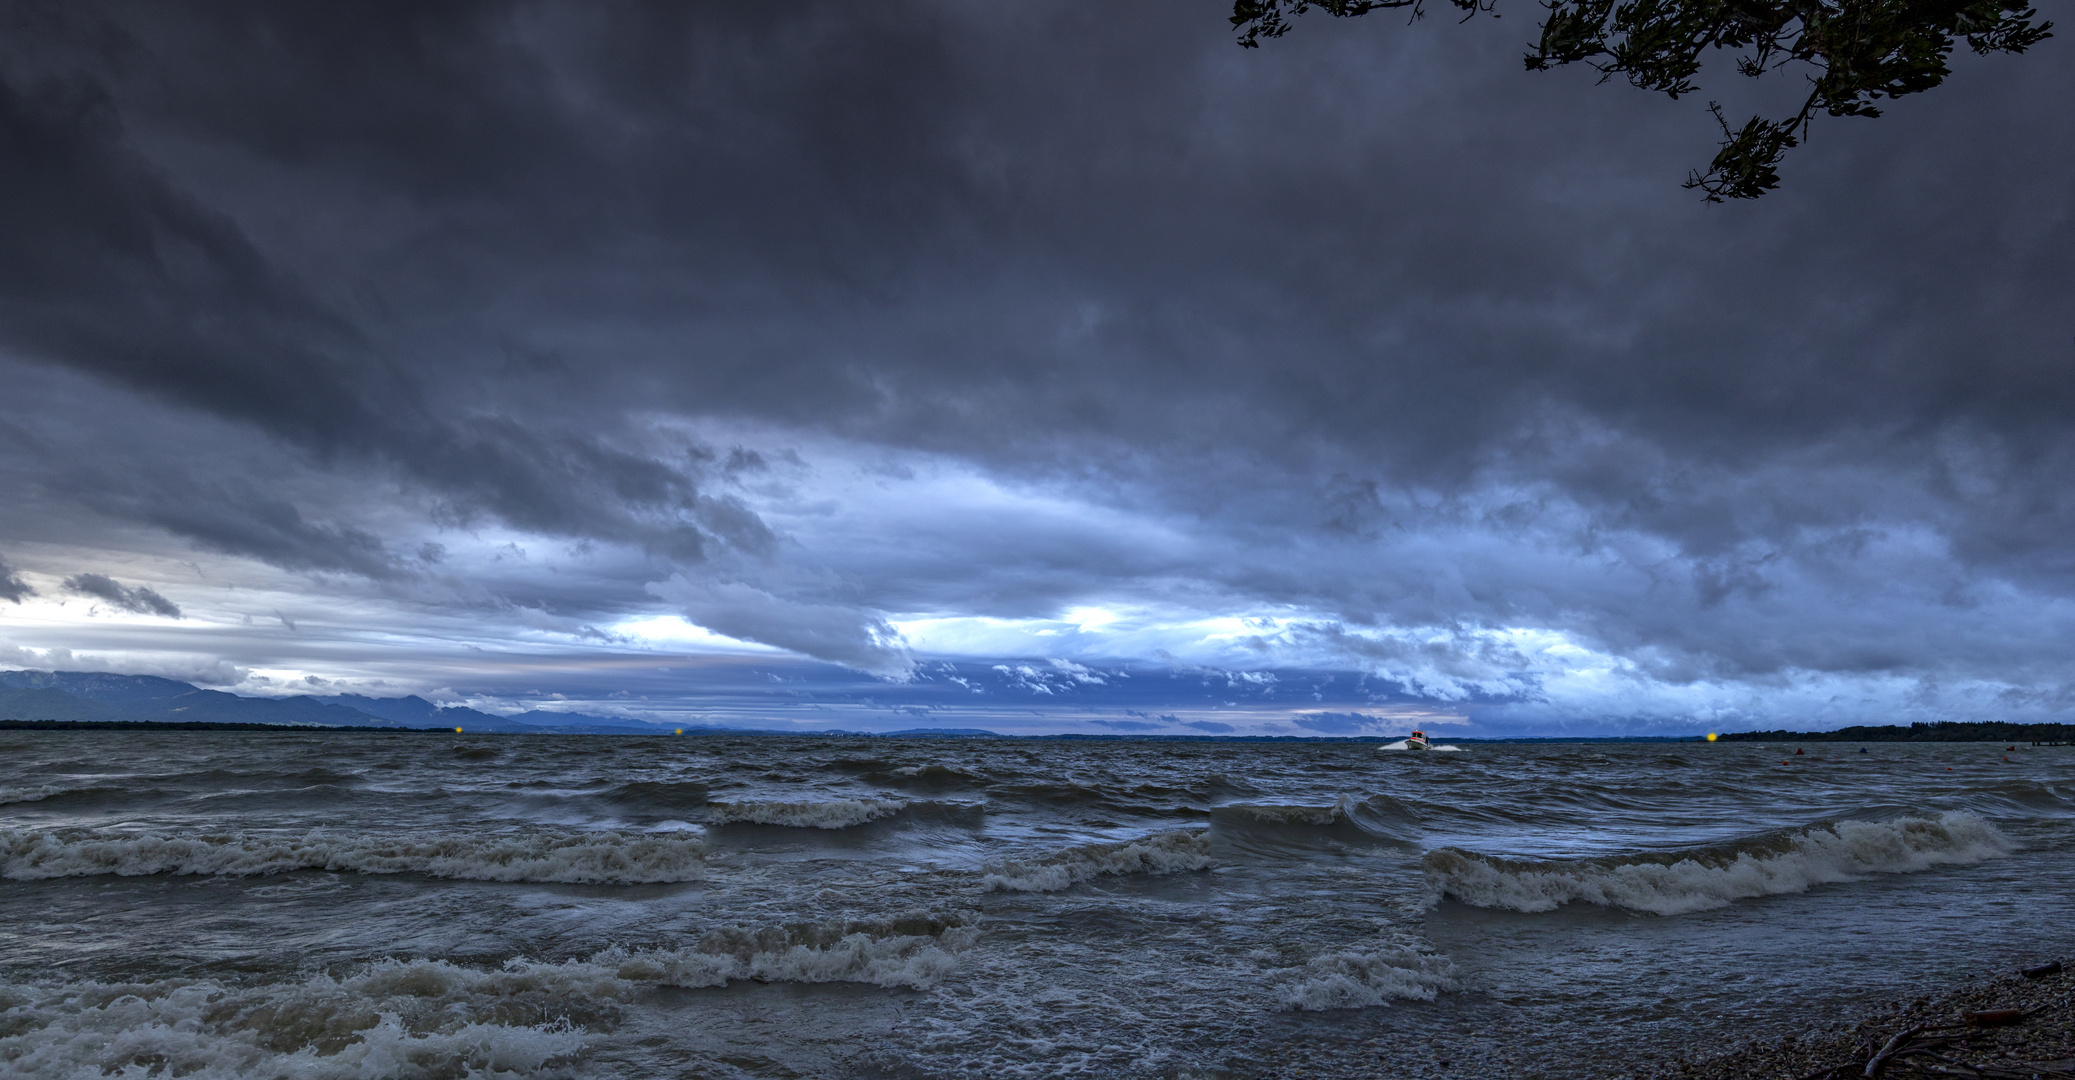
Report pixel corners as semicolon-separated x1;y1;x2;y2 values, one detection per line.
5;413;2073;736
611;615;784;654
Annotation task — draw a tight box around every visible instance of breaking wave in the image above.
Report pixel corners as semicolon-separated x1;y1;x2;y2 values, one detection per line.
0;783;79;806
1210;794;1418;841
1213;802;1344;827
859;763;990;792
0;913;974;1079
981;829;1214;892
595;780;710;813
1274;938;1458;1011
611;911;979;990
0;826;707;884
704;797;976;829
706;797;907;828
1425;811;2011;916
0;966;589;1080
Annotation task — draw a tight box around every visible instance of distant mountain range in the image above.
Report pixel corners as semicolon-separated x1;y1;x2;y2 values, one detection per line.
0;670;676;733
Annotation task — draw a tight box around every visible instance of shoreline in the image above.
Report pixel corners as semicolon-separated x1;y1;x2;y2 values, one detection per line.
1654;960;2074;1078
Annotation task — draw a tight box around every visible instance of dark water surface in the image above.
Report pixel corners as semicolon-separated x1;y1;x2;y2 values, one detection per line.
3;732;2070;1078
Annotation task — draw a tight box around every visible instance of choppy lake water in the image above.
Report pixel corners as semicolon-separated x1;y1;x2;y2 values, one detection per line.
3;731;2071;1078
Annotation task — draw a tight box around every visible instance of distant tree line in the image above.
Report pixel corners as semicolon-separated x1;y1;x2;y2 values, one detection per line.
1720;721;2075;742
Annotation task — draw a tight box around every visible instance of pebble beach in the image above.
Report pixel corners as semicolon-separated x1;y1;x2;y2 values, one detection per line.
1657;961;2074;1080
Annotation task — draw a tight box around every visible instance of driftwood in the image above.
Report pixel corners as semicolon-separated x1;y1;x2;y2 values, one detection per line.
1865;1024;1931;1076
1792;1022;1996;1079
1685;960;2069;1080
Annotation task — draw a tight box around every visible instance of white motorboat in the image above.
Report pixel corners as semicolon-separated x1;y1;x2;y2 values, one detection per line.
1405;730;1432;750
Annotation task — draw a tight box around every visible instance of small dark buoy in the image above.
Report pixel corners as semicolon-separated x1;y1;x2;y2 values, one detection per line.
1859;747;1868;753
1795;748;1805;755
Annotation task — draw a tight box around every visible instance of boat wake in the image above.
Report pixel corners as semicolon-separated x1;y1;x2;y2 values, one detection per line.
1378;739;1463;752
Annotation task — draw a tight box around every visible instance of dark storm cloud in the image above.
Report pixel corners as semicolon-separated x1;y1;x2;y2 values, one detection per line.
0;0;2068;703
71;469;404;579
0;5;772;574
16;0;2063;475
0;556;30;602
62;572;181;617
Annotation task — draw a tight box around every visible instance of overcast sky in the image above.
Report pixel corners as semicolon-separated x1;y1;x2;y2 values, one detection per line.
0;1;2069;735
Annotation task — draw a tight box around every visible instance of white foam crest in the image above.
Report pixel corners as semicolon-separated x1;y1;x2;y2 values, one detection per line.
981;830;1213;892
608;927;978;991
363;916;979;994
1217;793;1402;827
0;826;706;884
0;965;589;1080
1426;811;2011;916
1377;740;1463;751
0;918;981;1077
706;797;908;829
889;764;981;782
0;783;74;805
1274;940;1458;1011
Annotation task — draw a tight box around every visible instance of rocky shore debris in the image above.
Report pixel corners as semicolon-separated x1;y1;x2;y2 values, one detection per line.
1657;960;2074;1080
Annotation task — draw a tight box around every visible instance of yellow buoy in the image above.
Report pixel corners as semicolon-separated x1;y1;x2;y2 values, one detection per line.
675;728;684;735
1705;732;1718;742
454;726;463;733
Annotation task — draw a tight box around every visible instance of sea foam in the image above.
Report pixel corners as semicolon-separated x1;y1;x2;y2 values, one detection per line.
1425;811;2011;915
981;829;1214;892
0;826;707;884
0;783;74;806
0;967;590;1080
609;914;978;990
1274;938;1458;1011
0;914;976;1078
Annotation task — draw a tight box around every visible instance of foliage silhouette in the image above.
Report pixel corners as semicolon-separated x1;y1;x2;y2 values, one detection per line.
1232;0;2051;199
